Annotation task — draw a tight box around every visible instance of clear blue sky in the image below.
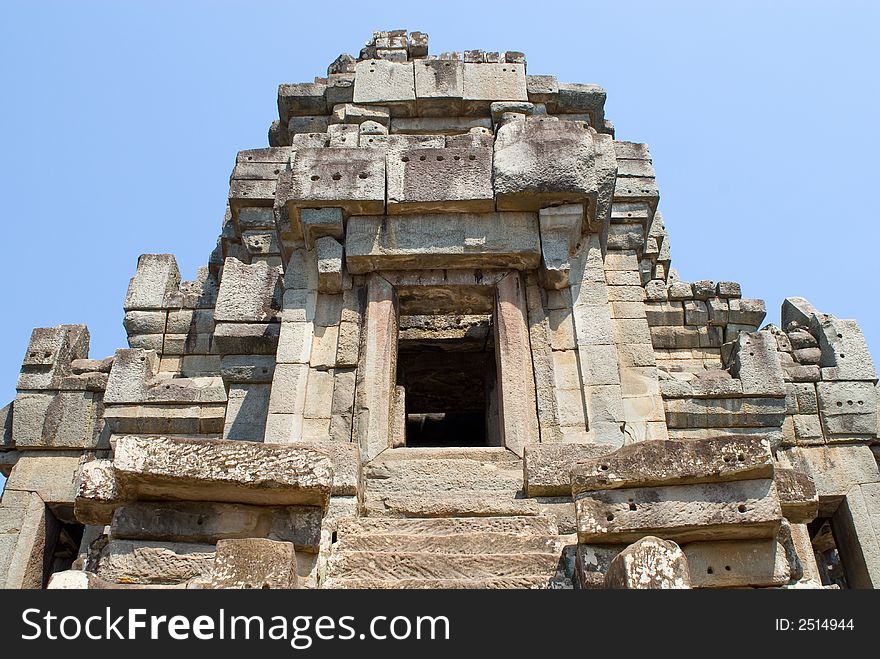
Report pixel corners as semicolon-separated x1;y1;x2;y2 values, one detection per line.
2;2;879;490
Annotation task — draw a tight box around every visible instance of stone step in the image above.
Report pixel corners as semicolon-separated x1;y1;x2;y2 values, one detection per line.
336;515;558;537
324;576;553;589
363;491;539;517
327;550;561;581
335;531;562;554
364;457;524;493
373;447;521;463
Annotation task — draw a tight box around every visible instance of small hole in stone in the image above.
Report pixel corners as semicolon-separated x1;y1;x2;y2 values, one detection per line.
749;352;754;356
369;69;375;73
723;455;731;462
273;169;280;174
707;567;714;575
262;583;270;589
331;531;338;543
737;454;745;462
419;155;427;161
858;400;864;405
606;514;614;522
436;155;444;161
165;385;171;389
29;352;36;357
847;400;854;406
262;368;268;374
311;175;320;181
724;565;731;571
840;353;845;358
402;156;410;162
197;517;204;525
44;352;51;358
340;137;347;142
737;504;747;513
332;173;342;181
368;138;374;143
359;172;368;179
246;156;253;161
628;503;637;511
468;154;476;160
140;357;145;362
837;401;843;407
599;464;609;471
837;333;843;338
454;155;460;160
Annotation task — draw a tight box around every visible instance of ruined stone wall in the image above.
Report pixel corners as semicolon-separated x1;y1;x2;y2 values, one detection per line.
1;29;878;590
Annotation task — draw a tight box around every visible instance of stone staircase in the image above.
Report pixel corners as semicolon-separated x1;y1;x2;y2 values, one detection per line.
323;447;566;589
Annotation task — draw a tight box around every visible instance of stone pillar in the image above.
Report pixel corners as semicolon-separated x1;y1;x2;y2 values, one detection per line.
495;272;539;457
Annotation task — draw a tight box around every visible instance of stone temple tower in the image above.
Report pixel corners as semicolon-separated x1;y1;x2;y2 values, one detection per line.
1;30;878;590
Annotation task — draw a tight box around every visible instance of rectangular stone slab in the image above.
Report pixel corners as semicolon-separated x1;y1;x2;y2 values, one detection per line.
682;539;790;588
345;212;540;273
575;479;782;544
385;147;494;214
285;148;386;217
95;539;215;585
570;436;774;495
524;443;616;497
112;436;333;508
110;501;323;552
774;468;819;523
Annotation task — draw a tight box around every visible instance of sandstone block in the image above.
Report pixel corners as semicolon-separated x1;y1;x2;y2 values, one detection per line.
683;539;790;588
211;538;298;589
353;59;415;114
96;539;215;585
300;207;344;249
286;148;386;217
123;254;181;311
732;331;785;396
214;258;282;323
774;468;818;523
112;435;333;507
386;147;494;213
462;62;527;110
523;443;616;497
575;478;782;544
413;59;464;115
570;436;773;495
493;117;616;223
812;316;877;381
604;536;690;589
345;212;540;273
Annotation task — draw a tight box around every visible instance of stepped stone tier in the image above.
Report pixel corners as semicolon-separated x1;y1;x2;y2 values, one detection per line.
2;29;879;590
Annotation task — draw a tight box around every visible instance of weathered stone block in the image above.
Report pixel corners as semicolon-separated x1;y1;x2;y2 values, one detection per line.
413;59;464;115
315;236;345;294
286;148;386;217
223;383;270;441
278;83;326;123
211;538;298;589
213;322;280;355
353;59;415;114
812;316;877;381
300;207;344;250
5;451;83;506
96;539;215;585
575;478;782;544
112;435;333;507
732;331;785;396
570;436;773;495
604;536;690;589
523;443;615;497
214;258;282;324
493;117;616;224
774;468;818;523
683;539;790;588
462;62;527;110
124;254;181;311
816;381;877;436
345;212;541;273
386;147;494;213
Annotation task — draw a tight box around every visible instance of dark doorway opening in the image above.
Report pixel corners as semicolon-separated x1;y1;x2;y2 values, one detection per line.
396;313;499;447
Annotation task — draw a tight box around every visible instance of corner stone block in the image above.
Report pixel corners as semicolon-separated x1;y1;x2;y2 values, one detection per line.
214;258;283;324
781;297;819;329
812;316;877;381
493;116;617;227
462;62;527;110
103;348;160;404
123;254;181;311
300;207;344;250
17;324;90;390
604;536;690;589
211;538;298;589
538;204;583;289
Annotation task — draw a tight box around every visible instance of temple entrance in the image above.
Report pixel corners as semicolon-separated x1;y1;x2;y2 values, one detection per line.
397;315;499;447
